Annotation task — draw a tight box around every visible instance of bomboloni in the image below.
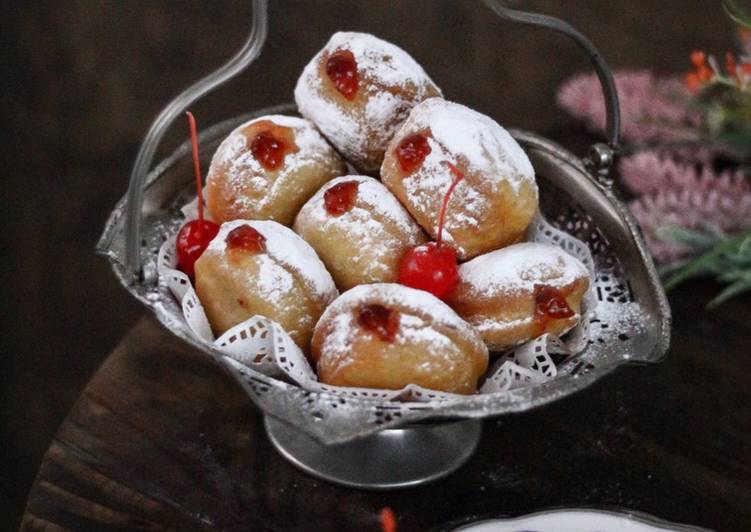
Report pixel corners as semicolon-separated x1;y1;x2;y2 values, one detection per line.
294;175;427;290
295;32;441;172
194;220;338;352
312;283;488;394
381;97;539;259
204;115;346;226
448;243;590;350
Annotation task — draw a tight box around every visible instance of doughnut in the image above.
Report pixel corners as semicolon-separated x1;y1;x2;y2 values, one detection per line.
293;176;427;290
311;283;488;394
194;220;338;351
380;97;539;260
204;115;346;226
448;243;590;350
294;32;441;172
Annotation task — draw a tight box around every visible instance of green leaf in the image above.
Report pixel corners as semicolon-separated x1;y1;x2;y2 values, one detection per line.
657;225;722;251
724;0;751;29
708;275;751;307
663;229;751;292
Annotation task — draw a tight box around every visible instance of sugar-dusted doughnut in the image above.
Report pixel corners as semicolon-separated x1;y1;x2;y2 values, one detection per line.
204;115;346;225
448;243;590;350
194;220;338;351
293;176;427;290
294;32;441;172
311;283;488;394
381;97;538;259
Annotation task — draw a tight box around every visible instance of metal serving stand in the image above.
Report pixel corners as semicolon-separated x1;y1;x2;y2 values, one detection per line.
98;0;670;489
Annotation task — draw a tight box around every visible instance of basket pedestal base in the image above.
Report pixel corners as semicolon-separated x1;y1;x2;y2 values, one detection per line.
264;416;482;489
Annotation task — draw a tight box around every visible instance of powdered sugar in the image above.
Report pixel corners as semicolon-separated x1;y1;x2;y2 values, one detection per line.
387;98;537;253
294;32;441;170
207;219;337;303
293;176;425;284
337;32;432;86
253;254;296;307
318;284;486;376
402;145;491;246
207;114;341;216
301;175;422;236
458;242;590;296
320;283;484;350
396;314;457;353
399;98;535;192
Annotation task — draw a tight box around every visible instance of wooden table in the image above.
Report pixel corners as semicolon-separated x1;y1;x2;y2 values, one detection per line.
21;280;750;531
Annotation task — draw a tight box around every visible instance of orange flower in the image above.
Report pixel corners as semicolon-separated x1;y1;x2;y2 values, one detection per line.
697;65;714;82
684;71;702;91
690;50;707;67
685;49;715;91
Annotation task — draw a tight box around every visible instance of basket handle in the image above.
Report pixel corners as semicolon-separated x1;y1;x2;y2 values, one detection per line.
482;0;621;182
122;0;620;282
123;0;268;282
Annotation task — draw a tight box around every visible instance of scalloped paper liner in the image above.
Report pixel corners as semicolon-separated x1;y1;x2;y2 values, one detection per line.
157;207;595;401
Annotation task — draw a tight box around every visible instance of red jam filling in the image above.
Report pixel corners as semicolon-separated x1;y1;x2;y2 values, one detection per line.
534;284;575;322
396;133;431;173
324;180;359;216
225;224;266;253
357;304;399;342
250;130;287;170
326;50;359;100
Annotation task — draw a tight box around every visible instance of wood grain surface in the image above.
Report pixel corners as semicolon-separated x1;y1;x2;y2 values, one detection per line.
21;278;751;531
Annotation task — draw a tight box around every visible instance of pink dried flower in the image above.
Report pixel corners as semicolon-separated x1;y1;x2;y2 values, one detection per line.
557;70;701;142
624;153;751;262
619;151;749;196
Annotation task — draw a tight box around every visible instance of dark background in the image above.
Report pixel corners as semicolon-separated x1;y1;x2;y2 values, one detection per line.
0;1;734;529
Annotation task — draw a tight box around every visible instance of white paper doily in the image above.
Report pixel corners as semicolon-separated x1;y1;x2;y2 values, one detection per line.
157;203;596;402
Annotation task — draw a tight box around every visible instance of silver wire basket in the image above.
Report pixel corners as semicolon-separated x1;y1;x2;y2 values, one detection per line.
98;0;670;489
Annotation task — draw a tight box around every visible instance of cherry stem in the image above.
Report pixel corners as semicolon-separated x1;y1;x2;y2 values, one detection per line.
186;111;204;224
436;161;465;248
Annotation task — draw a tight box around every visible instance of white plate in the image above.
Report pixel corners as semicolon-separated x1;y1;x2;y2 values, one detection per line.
454;509;711;532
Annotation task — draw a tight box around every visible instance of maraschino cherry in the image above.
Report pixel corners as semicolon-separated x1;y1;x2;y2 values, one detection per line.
175;111;220;278
398;161;464;299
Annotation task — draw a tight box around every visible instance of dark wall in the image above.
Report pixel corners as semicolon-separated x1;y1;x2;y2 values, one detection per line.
0;0;731;527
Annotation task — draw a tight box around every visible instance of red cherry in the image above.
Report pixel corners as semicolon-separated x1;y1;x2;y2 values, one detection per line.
225;224;266;253
176;220;220;277
398;242;459;300
358;303;399;342
250;130;287;170
534;284;574;319
326;50;359;100
324;180;359;216
398;160;465;299
396;133;431;173
175;111;219;277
